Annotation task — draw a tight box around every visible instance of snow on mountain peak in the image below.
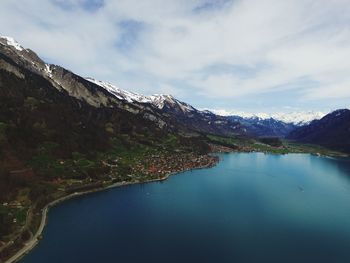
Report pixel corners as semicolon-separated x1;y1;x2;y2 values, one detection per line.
44;64;53;78
270;111;326;125
0;36;24;51
86;77;325;124
149;94;188;110
208;109;326;125
85;77;195;113
148;94;171;109
85;77;151;103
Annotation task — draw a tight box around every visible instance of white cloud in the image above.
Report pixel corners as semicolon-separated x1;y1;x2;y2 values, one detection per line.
1;0;350;110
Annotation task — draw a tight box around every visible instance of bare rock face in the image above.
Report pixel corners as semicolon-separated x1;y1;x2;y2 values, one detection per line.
0;37;46;75
0;36;115;107
0;58;25;79
48;65;113;107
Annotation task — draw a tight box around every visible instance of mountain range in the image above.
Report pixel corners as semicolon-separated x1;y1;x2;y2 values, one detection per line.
288;109;350;153
85;77;247;137
210;109;326;126
2;35;346;142
0;36;249;141
84;77;327;137
1;36;349;144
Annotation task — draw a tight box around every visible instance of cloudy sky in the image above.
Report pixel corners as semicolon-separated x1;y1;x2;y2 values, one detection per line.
1;0;349;113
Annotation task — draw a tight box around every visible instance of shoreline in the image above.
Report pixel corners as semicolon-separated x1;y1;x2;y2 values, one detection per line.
4;157;218;263
3;150;348;263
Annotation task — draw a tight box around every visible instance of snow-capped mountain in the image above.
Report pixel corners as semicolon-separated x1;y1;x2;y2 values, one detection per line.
85;77;196;113
85;77;151;104
226;115;296;137
209;109;326;126
0;36;25;51
0;36;246;137
288;109;350;153
84;77;245;136
269;111;326;126
0;35;331;139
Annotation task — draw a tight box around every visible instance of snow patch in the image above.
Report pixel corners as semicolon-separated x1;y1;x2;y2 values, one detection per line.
85;77;195;113
0;36;24;51
44;64;52;78
85;77;152;103
207;109;327;125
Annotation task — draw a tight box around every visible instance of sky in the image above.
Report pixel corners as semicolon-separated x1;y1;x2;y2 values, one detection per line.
0;0;350;113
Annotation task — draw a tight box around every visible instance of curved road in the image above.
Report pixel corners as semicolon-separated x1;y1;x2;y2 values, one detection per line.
4;162;214;263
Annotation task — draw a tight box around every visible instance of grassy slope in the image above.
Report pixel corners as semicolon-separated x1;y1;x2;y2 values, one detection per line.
0;130;214;260
206;134;348;156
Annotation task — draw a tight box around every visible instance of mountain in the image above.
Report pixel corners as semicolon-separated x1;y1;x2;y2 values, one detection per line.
226;116;297;137
208;109;326;137
1;35;232;259
268;111;326;126
0;36;247;139
0;35;220;199
85;77;246;137
288;109;350;153
210;109;326;126
0;37;166;167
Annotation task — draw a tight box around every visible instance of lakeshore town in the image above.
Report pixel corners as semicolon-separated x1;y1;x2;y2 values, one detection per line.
132;153;219;179
0;149;222;261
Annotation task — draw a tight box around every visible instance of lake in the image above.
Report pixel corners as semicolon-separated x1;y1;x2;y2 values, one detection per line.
21;153;350;263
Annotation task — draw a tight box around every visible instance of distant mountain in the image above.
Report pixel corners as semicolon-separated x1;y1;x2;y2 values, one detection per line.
206;109;326;137
227;116;297;137
211;109;326;126
288;109;350;153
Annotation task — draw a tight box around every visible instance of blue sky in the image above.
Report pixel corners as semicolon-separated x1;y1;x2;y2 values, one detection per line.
1;0;350;113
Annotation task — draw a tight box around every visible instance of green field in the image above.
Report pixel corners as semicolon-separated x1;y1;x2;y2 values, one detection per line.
206;134;348;157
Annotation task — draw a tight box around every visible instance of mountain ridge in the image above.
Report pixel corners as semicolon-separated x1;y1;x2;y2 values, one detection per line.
209;109;326;126
288;109;350;153
0;36;327;133
0;35;334;140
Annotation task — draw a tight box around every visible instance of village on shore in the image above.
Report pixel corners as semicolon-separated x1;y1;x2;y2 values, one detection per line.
0;149;221;262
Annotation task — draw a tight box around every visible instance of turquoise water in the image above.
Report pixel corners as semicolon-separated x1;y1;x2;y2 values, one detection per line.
21;153;350;263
